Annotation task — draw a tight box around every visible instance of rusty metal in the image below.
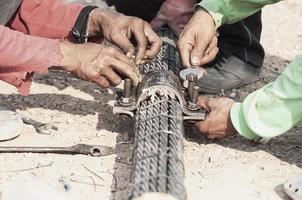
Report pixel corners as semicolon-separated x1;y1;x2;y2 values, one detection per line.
114;27;206;200
113;69;205;121
186;73;197;99
0;144;115;157
187;86;200;111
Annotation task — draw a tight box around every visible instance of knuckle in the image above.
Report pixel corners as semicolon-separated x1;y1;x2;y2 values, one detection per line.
90;71;100;80
136;18;144;25
107;47;117;55
102;55;111;63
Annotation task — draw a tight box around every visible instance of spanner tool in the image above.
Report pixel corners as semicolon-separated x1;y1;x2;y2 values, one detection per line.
0;144;115;157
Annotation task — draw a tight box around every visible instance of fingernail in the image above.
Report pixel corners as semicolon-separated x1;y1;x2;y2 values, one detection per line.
191;56;200;66
126;52;132;58
136;59;142;65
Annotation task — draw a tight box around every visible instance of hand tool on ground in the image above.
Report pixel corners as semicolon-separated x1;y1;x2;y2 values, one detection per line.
20;114;58;134
0;144;115;157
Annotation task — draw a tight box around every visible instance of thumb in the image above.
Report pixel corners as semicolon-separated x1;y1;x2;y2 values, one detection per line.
150;13;168;30
190;37;207;66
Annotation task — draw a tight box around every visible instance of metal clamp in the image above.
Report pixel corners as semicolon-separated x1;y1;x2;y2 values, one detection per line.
113;70;206;121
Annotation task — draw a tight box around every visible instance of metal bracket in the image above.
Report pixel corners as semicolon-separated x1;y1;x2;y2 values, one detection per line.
113;70;206;121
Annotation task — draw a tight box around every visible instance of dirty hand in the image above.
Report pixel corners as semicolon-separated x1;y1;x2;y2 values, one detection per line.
150;0;197;35
178;8;218;67
88;9;162;65
59;42;140;88
195;97;236;139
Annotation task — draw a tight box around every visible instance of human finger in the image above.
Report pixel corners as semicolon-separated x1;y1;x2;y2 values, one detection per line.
99;66;122;86
178;33;193;68
111;34;135;57
90;74;110;88
144;22;162;59
206;36;218;53
200;47;219;65
131;21;148;64
197;96;211;110
190;35;210;66
114;51;140;77
110;57;139;86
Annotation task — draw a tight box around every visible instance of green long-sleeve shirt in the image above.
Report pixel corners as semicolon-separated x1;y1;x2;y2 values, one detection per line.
197;0;302;140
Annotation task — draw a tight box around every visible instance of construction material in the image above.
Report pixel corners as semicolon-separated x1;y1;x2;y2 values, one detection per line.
128;29;186;199
113;28;205;200
0;144;115;157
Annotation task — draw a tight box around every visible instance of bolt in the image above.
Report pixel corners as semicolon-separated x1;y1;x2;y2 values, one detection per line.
124;79;132;98
191;86;199;104
188;86;199;110
121;79;132;105
186;73;197;99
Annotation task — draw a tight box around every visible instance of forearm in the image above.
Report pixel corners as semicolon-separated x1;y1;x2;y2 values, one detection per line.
10;0;83;39
230;55;302;140
0;25;62;95
197;0;280;28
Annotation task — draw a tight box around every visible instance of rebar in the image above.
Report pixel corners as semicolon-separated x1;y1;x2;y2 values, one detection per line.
128;28;185;200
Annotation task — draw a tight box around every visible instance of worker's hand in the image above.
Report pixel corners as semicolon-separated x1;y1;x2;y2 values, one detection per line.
59;42;140;88
178;8;218;67
88;9;162;65
195;97;236;139
150;0;197;35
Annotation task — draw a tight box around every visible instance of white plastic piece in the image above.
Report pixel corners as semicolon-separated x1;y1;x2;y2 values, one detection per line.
0;109;23;141
179;67;204;81
284;174;302;200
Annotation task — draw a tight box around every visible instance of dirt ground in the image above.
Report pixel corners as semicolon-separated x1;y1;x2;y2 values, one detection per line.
0;1;302;200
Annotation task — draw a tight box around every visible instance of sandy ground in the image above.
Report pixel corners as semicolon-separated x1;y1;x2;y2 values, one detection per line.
0;1;302;200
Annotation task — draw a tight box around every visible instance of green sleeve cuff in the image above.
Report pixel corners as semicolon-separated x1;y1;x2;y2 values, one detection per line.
194;1;226;28
230;102;258;140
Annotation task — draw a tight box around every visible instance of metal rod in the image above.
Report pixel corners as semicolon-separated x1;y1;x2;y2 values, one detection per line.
191;86;199;104
186;73;197;99
124;79;132;98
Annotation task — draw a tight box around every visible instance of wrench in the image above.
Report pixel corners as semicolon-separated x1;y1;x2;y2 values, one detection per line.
0;144;115;157
20;114;58;134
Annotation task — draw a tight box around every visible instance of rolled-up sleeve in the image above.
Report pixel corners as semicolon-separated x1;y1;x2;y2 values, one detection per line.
196;0;280;28
0;25;62;95
230;55;302;140
0;0;84;95
10;0;83;40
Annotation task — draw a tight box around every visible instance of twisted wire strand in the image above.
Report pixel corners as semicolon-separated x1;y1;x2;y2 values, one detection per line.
129;28;185;200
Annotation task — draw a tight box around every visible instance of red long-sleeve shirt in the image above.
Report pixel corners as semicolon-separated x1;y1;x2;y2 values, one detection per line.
0;0;83;95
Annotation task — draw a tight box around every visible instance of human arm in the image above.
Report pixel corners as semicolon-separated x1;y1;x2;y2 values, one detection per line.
196;55;302;140
0;26;139;95
9;0;162;64
10;0;83;40
230;55;302;140
197;0;280;28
